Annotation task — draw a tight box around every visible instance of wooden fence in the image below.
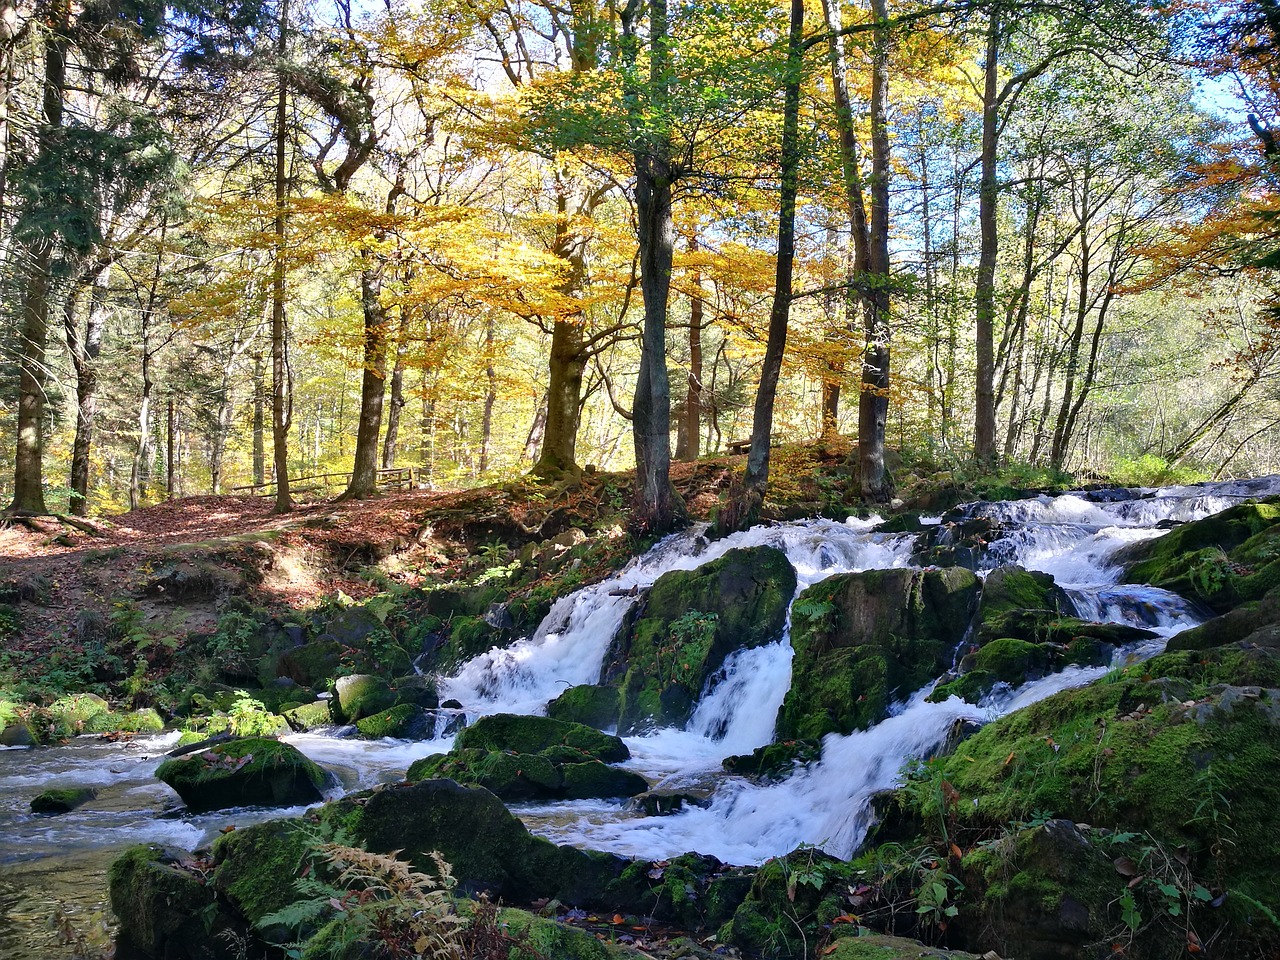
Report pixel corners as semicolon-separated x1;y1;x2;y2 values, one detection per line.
231;466;427;496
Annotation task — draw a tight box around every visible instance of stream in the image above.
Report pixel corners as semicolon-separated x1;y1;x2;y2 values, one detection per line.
2;475;1277;957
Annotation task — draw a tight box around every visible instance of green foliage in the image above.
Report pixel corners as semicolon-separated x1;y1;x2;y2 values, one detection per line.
260;844;465;960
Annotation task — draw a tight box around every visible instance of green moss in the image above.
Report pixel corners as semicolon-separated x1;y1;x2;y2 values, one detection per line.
31;786;96;813
156;737;328;812
824;934;981;959
547;684;621;729
355;703;421;739
108;844;220;957
495;908;614;960
284;700;334;731
456;713;629;762
212;819;312;924
779;568;978;740
723;739;822;779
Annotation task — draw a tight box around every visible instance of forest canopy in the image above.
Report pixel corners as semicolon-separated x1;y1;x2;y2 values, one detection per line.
1;0;1279;527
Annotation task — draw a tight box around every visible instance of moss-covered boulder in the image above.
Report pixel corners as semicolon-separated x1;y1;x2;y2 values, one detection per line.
955;819;1121;960
456;712;630;762
109;844;242;960
975;565;1070;643
1115;497;1280;613
155;737;329;812
47;693;110;735
894;643;1280;959
332;674;395;723
602;546;796;732
723;739;822;780
30;786;95;813
211;818;312;925
283;699;333;731
547;684;621;729
408;724;647;802
778;567;979;740
822;934;980;959
1168;583;1280;652
718;848;856;958
276;639;343;688
355;703;429;739
338;778;640;906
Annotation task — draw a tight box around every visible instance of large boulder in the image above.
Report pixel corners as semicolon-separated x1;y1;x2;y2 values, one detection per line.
109;844;244;960
455;712;630;761
155;737;329;812
778;567;979;739
408;714;645;802
604;546;797;732
331;673;395;723
893;643;1280;959
1115;497;1280;613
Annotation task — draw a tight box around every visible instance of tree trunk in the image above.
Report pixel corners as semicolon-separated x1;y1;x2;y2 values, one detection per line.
131;338;153;511
533;182;593;477
858;0;892;503
479;315;497;474
626;0;682;534
820;0;871;442
271;0;293;513
7;0;70;516
340;260;390;499
66;270;109;516
381;325;405;469
252;348;266;487
675;235;703;461
740;0;804;513
167;396;176;499
973;10;1000;464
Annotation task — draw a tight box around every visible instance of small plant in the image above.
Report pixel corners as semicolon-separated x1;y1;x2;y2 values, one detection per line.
262;844;465;960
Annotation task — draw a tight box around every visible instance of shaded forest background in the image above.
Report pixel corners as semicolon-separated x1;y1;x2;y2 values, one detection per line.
2;0;1279;524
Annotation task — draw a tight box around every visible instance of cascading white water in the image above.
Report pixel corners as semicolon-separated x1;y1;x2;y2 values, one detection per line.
525;664;1115;864
438;517;916;717
1;476;1274;873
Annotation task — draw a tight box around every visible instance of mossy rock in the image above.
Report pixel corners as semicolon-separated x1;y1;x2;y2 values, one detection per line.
108;844;240;960
439;615;501;671
609;546;797;732
332;674;395;723
778;567;979;740
408;748;565;801
349;778;621;903
31;786;95;813
156;737;329;812
47;693;110;736
952;819;1120;960
719;848;857;958
276;640;343;688
495;908;616;960
723;739;822;780
559;760;649;800
900;644;1280;954
355;703;427;739
391;674;439;710
456;713;629;763
547;684;621;729
211;818;312;925
975;565;1070;644
82;707;165;734
284;699;334;731
1167;584;1280;652
1116;498;1280;613
823;934;981;959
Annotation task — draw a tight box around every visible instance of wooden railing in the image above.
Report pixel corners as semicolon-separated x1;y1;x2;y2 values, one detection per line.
231;466;428;496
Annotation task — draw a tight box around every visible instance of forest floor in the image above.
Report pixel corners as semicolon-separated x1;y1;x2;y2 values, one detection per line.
0;442;866;657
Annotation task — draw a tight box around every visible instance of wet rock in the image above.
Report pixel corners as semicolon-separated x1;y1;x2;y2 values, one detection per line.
719;848;856;958
778;566;978;739
332;673;395;723
355;703;430;739
546;684;620;729
625;791;708;816
456;713;630;762
282;699;332;731
31;786;96;813
155;737;329;812
275;639;343;688
109;844;242;960
723;739;822;780
603;546;797;733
